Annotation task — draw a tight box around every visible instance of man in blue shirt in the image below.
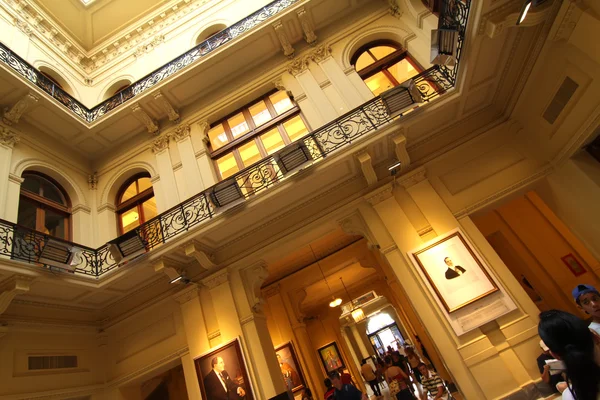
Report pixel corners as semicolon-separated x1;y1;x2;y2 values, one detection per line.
328;371;367;400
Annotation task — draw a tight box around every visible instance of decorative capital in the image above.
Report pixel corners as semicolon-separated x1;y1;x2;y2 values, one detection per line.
171;123;191;142
88;173;98;190
396;166;427;189
388;0;403;18
0;125;20;148
309;44;332;63
151;134;170;153
364;184;394;206
287;57;310;76
173;283;200;305
202;269;229;290
273;79;286;91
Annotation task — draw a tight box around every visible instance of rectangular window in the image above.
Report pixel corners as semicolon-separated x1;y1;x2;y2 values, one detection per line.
28;355;78;370
209;90;310;181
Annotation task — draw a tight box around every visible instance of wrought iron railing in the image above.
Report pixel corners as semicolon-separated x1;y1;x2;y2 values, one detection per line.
0;0;471;277
0;0;300;123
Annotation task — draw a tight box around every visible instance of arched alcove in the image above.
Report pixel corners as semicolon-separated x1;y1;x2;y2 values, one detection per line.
195;23;228;45
341;26;414;70
38;66;75;96
101;78;133;101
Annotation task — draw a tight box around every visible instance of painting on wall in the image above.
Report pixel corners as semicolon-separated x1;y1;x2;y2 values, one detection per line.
317;342;345;373
561;253;586;276
194;338;254;400
410;230;499;313
275;342;306;393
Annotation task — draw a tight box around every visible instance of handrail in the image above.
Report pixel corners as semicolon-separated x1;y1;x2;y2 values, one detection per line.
0;0;470;278
0;0;300;123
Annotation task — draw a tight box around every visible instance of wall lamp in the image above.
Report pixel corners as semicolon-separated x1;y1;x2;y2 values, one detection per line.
517;0;547;25
209;179;244;208
108;229;146;264
431;28;459;66
38;238;81;272
275;141;313;174
381;82;419;118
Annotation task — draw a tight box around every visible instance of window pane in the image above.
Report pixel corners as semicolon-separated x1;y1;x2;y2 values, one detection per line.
355;52;376;71
216;153;239;179
120;181;138;203
21;176;41;195
269;91;293;115
121;207;140;234
208;124;229;150
44;208;66;239
142;197;157;221
228;113;250;139
369;46;397;61
260;129;285;155
282;116;309;142
387;59;417;86
17;198;37;230
364;71;396;96
238;141;261;167
40;179;65;205
137;177;152;193
249;101;272;127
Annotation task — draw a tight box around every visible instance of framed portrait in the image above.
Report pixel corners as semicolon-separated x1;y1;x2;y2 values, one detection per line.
561;253;586;277
194;338;254;400
275;342;306;393
317;342;345;373
410;230;499;313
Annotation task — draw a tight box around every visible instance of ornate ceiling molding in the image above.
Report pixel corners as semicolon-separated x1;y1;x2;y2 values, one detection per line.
131;103;159;136
287;57;310;76
364;183;394;206
2;92;39;126
202;268;229;289
272;20;295;58
309;44;332;63
396;166;427;189
151;134;170;153
296;7;317;45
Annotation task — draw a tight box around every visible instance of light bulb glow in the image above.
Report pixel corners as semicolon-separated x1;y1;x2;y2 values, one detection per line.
329;298;342;307
351;308;366;322
518;1;532;25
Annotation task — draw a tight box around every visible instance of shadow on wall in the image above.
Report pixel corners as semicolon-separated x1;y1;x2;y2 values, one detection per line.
141;364;189;400
195;23;228;45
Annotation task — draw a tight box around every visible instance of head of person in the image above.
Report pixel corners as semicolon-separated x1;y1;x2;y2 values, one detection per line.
337;367;344;374
211;356;225;373
391;352;400;361
384;356;392;366
405;346;414;355
324;378;332;389
538;310;600;400
417;362;429;377
328;371;342;390
573;284;600;320
361;358;367;365
444;257;453;267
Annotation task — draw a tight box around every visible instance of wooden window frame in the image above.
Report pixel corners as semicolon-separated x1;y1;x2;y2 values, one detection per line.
209;90;311;180
116;174;155;235
18;172;71;240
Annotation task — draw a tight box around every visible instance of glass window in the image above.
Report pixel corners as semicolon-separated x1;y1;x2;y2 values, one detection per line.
238;141;261;167
228;112;250;139
282;116;308;142
364;72;395;96
369;46;397;61
208;124;229;150
355;52;376;71
387;59;418;85
17;173;71;240
270;91;293;115
216;153;239;179
249;101;272;127
260;129;286;155
116;174;155;235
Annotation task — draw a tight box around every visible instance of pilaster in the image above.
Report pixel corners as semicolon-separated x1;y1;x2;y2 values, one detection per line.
0;125;20;220
194;121;218;189
152;135;180;209
172;123;205;198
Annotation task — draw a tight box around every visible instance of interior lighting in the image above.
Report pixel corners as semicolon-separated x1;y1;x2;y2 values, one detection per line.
38;238;80;271
330;297;343;308
517;1;532;25
108;229;146;264
351;308;366;323
209;179;244;208
310;244;340;308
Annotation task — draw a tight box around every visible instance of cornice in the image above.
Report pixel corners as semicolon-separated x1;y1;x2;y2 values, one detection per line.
202;268;229;289
396;166;427;189
364;183;394;206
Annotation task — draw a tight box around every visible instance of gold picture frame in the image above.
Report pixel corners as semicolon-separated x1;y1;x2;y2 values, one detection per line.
411;230;498;313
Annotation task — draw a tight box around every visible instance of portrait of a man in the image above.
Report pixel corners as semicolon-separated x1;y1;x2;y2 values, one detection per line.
444;257;466;280
195;339;253;400
275;342;306;393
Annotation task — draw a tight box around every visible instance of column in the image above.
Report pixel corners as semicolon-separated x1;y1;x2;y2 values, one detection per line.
287;58;338;124
96;204;117;245
0;126;19;220
349;324;369;359
172;124;205;198
293;321;325;399
174;284;211;400
310;45;364;109
194;121;217;190
4;173;23;223
341;327;363;378
152;135;180;210
71;205;92;246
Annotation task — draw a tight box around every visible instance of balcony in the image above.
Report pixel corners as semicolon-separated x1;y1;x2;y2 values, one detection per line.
0;0;471;278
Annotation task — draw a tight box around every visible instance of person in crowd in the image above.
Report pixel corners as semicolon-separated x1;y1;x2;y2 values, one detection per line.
538;309;600;400
360;358;381;397
302;388;313;400
384;356;415;400
375;358;387;390
328;371;368;400
415;336;434;370
405;347;423;384
536;340;563;394
324;378;335;400
391;351;409;374
573;284;600;335
338;367;355;386
417;363;448;400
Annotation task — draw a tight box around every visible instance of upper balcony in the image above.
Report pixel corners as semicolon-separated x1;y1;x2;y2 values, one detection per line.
0;0;470;279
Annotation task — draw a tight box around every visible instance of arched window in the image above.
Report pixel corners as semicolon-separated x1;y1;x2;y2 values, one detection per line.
17;172;71;240
116;174;156;234
351;41;423;96
367;312;395;334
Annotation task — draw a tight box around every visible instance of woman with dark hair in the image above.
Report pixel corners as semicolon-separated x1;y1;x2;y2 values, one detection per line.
538;309;600;400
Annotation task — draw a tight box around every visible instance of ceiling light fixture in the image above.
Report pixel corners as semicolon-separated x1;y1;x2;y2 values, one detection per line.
517;0;532;25
340;277;365;323
310;245;341;308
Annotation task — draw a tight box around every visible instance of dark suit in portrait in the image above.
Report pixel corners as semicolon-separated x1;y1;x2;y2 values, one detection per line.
445;265;466;280
204;369;245;400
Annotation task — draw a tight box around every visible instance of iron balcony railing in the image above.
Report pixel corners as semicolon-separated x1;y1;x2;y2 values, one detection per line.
0;0;470;277
0;0;300;124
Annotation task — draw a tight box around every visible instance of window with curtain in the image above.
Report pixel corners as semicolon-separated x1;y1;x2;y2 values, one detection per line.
17;172;71;240
208;90;310;180
351;41;424;96
116;174;157;234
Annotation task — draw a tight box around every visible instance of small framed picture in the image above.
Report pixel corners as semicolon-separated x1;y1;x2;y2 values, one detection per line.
275;342;306;393
561;253;586;277
410;230;499;313
317;342;345;373
194;338;254;400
